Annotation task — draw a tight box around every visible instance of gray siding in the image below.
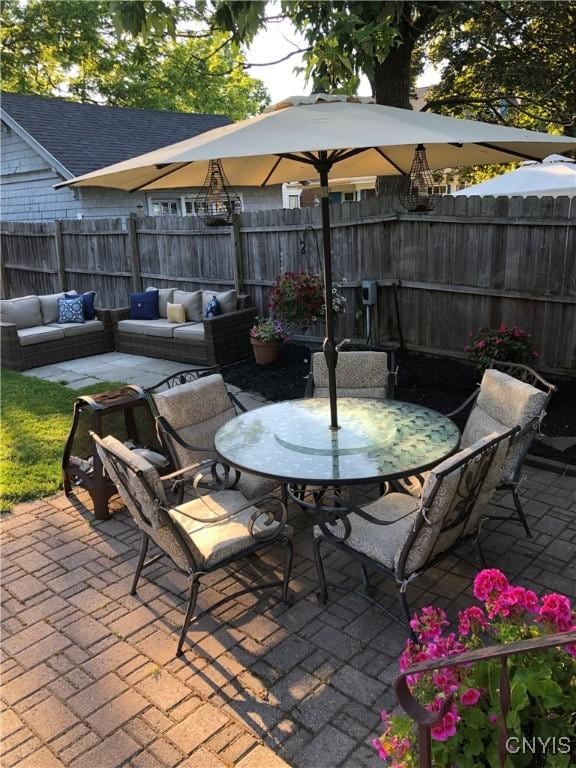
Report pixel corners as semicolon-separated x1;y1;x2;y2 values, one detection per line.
1;121;283;221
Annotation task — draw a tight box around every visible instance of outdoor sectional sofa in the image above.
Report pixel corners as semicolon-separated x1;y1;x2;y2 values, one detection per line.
0;292;113;371
111;287;256;366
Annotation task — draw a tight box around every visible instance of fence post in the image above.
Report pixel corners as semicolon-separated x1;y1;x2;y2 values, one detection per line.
127;214;142;292
0;254;8;298
231;215;244;294
53;220;67;292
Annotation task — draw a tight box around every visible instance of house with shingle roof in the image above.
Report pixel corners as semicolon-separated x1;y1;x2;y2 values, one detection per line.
0;92;283;221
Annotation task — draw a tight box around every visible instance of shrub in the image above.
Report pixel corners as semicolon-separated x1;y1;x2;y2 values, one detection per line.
372;570;576;768
465;324;539;370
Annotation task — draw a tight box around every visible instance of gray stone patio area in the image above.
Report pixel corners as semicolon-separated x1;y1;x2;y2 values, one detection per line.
2;353;575;768
2;469;575;768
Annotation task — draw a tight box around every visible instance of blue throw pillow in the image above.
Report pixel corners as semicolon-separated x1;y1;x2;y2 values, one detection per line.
130;290;159;320
58;296;85;324
66;291;96;320
205;295;221;319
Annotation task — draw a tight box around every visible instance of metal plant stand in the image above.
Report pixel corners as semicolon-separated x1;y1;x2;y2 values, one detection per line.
62;386;147;520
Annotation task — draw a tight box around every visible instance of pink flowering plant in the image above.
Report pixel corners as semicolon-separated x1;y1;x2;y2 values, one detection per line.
249;317;288;343
465;324;539;370
373;570;576;767
268;271;346;328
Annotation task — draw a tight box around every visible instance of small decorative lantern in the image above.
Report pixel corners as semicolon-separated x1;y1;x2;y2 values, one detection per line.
193;159;242;226
399;144;442;212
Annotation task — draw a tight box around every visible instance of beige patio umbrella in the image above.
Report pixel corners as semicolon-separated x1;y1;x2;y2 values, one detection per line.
58;94;576;429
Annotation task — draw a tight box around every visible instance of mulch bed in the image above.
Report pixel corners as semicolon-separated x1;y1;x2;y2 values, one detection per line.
222;343;576;466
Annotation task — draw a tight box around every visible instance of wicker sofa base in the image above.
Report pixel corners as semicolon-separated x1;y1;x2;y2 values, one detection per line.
112;303;257;368
1;329;113;371
115;332;213;366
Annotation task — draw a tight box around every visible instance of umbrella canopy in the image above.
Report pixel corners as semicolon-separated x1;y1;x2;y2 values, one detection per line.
59;94;576;431
57;95;576;192
453;154;576;197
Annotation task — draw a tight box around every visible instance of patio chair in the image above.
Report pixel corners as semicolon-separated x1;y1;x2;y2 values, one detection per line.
399;361;555;538
308;428;518;629
145;368;279;502
305;343;398;399
92;432;293;657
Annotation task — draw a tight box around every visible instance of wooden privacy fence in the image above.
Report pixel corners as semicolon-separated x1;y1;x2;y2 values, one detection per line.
2;195;575;375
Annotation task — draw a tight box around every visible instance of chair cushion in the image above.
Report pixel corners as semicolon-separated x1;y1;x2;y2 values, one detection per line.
17;325;65;346
313;386;387;399
39;291;73;324
463;369;548;484
402;433;503;574
173;324;205;341
174;290;203;321
57;296;85;324
146;287;174;318
117;319;185;338
152;374;235;466
202;289;237;316
47;319;104;337
130;290;159;320
0;296;43;329
66;291;95;320
237;472;279;500
312;351;388;397
314;492;419;570
171;490;283;569
167;303;187;323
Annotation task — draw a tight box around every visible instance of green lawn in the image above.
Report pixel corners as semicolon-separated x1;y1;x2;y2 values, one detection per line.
0;370;158;513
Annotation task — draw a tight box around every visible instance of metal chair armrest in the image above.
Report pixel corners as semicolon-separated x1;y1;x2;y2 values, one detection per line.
446;388;480;419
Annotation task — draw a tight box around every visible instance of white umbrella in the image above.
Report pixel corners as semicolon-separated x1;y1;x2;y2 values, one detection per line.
59;94;576;429
453;154;576;197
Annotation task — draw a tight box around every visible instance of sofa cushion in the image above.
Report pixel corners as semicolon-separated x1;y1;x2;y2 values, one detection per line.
117;318;188;338
0;296;43;329
146;287;174;317
167;302;186;323
174;290;203;321
17;326;65;346
173;323;205;341
57;296;85;324
131;290;159;320
39;291;75;323
202;289;236;316
47;319;104;338
66;291;95;320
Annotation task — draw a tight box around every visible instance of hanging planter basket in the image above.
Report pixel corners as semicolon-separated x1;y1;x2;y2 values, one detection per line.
193;159;242;227
399;144;442;213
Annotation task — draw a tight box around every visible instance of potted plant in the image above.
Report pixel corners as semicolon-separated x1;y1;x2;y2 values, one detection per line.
373;569;576;767
249;318;288;365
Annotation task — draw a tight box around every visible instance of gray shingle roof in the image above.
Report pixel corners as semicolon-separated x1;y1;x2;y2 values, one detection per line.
1;91;232;177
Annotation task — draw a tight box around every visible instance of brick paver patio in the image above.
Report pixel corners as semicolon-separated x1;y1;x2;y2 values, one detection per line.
1;467;574;768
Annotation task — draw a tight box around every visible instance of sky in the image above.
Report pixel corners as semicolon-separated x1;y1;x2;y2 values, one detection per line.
245;17;440;104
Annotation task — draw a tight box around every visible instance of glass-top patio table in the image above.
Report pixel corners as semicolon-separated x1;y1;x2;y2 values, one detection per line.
214;398;460;486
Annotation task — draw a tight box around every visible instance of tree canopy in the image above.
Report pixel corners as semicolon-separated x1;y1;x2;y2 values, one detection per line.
0;0;269;120
424;1;576;137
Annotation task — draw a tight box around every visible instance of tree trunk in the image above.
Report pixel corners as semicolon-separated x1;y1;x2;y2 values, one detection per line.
372;41;414;110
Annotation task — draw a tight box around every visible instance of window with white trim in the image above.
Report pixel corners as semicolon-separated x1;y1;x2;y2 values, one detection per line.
151;200;180;215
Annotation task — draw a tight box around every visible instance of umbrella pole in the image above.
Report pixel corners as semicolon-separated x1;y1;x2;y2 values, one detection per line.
318;159;339;430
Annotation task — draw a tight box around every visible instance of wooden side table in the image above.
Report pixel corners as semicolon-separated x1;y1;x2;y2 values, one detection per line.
62;385;147;520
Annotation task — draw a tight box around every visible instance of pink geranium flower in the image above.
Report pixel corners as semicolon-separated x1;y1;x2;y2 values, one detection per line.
539;593;573;631
461;688;482;707
428;701;461;742
458;606;489;636
410;606;450;643
473;569;509;602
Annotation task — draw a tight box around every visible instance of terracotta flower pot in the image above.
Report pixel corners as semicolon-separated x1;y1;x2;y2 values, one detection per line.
250;337;281;365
